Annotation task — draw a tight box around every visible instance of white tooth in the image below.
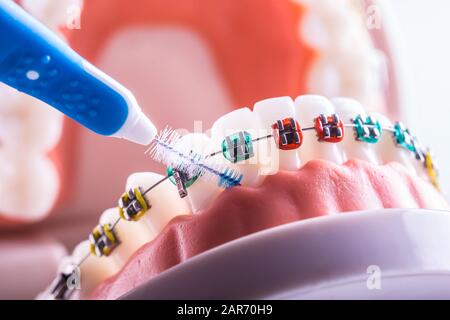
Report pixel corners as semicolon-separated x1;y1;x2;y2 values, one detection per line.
300;0;385;112
38;256;79;300
210;107;266;186
370;112;417;174
301;9;330;52
0;83;22;110
294;95;345;164
408;138;431;181
57;256;82;300
172;134;222;213
0;86;63;151
331;97;379;164
337;51;386;111
20;97;64;152
253;96;301;173
393;127;430;181
72;241;118;300
22;0;83;31
99;208;154;268
307;57;341;98
125;172;191;233
0;150;59;221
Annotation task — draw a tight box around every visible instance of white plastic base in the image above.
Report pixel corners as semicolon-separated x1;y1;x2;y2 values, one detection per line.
122;209;450;300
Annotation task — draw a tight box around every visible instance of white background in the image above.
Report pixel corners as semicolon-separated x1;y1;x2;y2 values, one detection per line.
389;0;450;199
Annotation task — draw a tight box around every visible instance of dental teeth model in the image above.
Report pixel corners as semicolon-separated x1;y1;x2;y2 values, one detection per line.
40;95;440;300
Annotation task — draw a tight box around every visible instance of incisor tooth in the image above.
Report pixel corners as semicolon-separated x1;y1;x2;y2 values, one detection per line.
253;96;300;173
211;107;266;187
294;95;345;164
331;97;379;164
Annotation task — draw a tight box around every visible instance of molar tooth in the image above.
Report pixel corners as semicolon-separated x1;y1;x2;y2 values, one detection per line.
19;97;64;152
0;85;63;151
294;95;345;164
0;150;59;221
301;0;384;111
331;97;379;164
22;0;83;31
253;96;300;173
172;133;222;213
71;241;118;300
0;83;21;110
210;107;266;187
125;172;191;233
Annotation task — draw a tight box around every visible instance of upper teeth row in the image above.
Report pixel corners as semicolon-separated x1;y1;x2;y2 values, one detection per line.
197;115;427;165
149;111;437;191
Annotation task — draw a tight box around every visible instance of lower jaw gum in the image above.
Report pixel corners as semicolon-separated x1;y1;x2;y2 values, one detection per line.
91;159;448;300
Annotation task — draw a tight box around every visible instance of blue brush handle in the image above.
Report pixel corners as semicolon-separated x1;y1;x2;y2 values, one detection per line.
0;0;128;136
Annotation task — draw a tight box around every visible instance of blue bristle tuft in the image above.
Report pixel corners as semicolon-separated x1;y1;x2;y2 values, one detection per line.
218;168;243;189
146;127;244;190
